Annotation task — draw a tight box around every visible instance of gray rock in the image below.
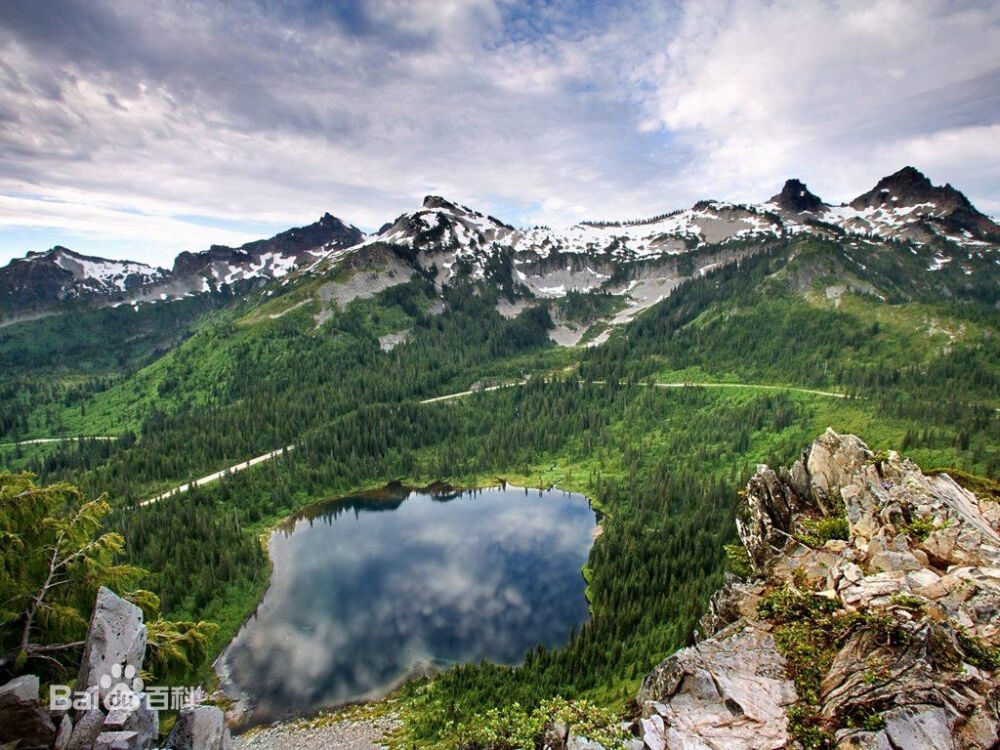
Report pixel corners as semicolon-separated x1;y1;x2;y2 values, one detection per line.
105;696;159;750
68;708;107;750
166;705;231;750
76;587;147;701
836;730;893;749
883;706;955;749
639;623;795;750
565;733;606;750
95;730;143;750
807;428;870;516
55;714;74;750
0;673;40;701
0;687;56;749
737;465;803;572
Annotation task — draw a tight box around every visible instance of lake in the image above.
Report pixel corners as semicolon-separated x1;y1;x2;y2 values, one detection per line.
218;484;597;723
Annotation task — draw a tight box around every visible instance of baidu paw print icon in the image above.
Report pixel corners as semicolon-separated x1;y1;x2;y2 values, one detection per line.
101;663;144;711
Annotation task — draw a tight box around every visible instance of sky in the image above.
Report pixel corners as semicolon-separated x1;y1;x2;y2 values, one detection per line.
1;0;998;267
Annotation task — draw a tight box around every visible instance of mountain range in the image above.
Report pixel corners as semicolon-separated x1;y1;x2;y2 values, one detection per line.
2;167;997;332
4;164;1000;750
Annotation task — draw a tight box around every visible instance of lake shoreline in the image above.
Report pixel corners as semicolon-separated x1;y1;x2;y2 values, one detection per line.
215;481;599;731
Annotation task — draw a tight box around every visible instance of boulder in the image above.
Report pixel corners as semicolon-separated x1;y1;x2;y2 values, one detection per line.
0;686;56;749
638;622;796;750
94;730;143;750
565;734;606;750
737;465;802;572
883;706;955;749
76;587;147;702
165;705;232;750
0;673;40;701
806;428;869;516
67;708;107;750
697;576;765;639
104;696;158;750
55;714;74;750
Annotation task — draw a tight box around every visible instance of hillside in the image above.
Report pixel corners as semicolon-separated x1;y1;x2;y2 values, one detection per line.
1;167;999;749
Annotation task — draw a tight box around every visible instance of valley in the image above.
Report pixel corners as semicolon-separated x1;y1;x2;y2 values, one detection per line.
1;167;999;749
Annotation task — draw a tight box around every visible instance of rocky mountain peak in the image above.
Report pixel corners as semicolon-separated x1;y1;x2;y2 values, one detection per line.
847;166;1000;241
770;178;825;213
850;165;973;212
422;195;457;211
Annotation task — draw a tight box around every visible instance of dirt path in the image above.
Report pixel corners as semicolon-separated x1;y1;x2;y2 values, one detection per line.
0;436;117;448
140;445;295;507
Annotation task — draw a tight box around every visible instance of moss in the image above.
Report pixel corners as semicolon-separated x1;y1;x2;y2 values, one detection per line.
795;497;850;548
798;516;851;546
889;593;926;613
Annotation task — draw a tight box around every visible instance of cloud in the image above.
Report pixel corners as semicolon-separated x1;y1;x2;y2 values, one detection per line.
0;0;997;265
222;487;595;717
633;0;1000;205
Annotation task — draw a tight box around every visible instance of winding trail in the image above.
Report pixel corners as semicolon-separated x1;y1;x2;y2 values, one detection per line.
137;379;848;505
418;379;848;403
0;436;117;449
140;445;295;507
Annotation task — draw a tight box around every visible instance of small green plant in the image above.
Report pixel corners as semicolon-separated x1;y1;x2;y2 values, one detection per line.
865;450;889;467
840;704;886;731
904;516;938;542
889;593;926;613
862;653;890;684
862;609;912;649
724;543;754;578
798;516;851;546
786;704;835;750
957;631;1000;671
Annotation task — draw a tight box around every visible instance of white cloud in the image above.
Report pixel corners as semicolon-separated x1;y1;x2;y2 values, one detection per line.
634;0;1000;204
0;0;997;265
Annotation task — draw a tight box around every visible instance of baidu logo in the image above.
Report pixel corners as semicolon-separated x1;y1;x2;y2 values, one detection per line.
100;663;145;711
49;662;204;712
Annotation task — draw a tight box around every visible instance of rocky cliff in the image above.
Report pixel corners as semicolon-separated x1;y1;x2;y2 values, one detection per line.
635;429;1000;750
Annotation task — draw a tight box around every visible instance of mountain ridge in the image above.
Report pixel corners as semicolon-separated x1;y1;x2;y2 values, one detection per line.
2;167;997;323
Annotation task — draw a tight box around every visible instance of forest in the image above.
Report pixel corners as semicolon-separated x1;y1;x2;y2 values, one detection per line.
1;234;998;745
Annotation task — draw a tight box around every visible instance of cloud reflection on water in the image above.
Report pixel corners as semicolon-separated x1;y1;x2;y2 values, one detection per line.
222;487;596;720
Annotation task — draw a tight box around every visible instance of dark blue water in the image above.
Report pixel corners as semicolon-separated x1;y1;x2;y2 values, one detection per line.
219;486;596;722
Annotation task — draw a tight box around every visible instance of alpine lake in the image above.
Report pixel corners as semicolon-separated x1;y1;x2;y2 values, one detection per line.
217;484;598;724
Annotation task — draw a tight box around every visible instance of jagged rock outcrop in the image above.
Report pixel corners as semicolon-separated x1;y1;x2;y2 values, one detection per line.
76;587;147;702
637;623;796;749
769;179;826;214
636;428;1000;749
2;587;232;750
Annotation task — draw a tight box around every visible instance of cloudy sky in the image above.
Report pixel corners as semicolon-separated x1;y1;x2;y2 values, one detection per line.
1;0;998;266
